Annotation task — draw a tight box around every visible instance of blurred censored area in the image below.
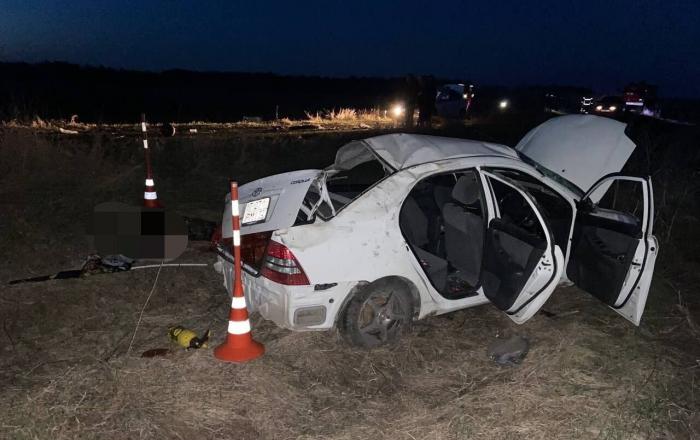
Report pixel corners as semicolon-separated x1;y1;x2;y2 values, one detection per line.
91;202;187;260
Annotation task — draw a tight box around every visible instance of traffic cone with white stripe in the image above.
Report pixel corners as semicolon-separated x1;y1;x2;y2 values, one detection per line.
140;113;162;208
214;181;265;362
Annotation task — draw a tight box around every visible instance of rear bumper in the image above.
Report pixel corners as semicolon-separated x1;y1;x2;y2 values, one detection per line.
215;256;355;331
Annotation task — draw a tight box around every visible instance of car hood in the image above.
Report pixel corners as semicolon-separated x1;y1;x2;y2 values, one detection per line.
222;169;322;237
515;115;636;195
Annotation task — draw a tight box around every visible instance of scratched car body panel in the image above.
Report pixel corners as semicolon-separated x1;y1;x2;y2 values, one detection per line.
214;115;659;346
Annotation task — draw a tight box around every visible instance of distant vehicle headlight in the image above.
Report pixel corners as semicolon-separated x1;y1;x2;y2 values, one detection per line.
609;106;617;111
391;103;405;118
499;99;509;110
596;105;603;111
463;93;468;99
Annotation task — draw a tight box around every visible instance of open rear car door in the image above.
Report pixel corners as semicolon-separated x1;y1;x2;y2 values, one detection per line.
567;175;658;325
480;171;565;324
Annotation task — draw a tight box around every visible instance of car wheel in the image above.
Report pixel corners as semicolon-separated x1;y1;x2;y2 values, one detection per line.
341;281;413;348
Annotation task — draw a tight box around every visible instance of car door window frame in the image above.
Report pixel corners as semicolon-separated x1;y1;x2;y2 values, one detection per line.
483;166;577;264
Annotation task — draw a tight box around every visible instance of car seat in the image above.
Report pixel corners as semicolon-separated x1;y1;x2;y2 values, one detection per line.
442;174;484;287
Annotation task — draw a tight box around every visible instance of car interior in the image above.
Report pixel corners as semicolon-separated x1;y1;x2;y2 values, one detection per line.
400;168;565;309
400;170;486;299
486;168;573;256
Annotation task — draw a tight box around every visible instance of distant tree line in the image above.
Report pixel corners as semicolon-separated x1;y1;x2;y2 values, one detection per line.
2;62;697;124
0;62;408;123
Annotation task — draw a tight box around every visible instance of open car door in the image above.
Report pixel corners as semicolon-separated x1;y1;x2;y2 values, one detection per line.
480;171;565;324
567;175;658;325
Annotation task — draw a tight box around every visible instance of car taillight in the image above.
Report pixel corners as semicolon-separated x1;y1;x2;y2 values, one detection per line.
213;230;271;270
261;241;310;285
241;231;272;268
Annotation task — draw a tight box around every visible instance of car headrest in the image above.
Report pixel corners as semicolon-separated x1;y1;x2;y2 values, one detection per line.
451;175;480;205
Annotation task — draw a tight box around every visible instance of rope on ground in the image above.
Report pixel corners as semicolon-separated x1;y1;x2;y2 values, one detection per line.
126;260;164;356
130;263;208;270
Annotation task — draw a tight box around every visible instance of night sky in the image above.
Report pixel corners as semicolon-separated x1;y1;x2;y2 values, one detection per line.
2;0;700;97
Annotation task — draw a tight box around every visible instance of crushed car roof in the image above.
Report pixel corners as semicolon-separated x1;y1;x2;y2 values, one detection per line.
360;133;518;170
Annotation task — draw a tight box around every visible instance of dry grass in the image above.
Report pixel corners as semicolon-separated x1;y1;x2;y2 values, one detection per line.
1;259;698;439
1;109;394;135
305;108;391;125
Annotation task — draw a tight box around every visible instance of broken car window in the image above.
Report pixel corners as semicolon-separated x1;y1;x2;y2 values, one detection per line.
301;143;391;221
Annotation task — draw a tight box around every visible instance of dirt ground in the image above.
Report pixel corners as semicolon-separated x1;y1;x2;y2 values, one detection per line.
1;119;699;439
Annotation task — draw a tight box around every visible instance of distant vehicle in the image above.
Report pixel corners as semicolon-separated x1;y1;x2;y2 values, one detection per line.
435;84;474;119
213;116;658;348
593;96;624;116
623;82;657;114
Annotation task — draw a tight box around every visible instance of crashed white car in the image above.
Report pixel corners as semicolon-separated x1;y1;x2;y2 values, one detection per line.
214;115;658;348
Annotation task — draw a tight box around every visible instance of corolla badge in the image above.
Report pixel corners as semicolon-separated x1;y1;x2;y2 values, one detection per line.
251;187;263;197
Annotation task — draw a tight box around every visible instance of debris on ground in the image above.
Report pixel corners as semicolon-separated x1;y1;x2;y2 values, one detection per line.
8;254;135;284
83;254;135;274
141;348;173;358
487;335;530;366
169;326;210;349
541;309;580;319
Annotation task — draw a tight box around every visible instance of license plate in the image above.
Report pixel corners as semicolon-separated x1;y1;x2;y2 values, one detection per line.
241;197;270;225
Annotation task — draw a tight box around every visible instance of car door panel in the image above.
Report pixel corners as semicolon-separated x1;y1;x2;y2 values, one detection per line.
575;206;642;237
567;175;657;325
481;219;547;311
480;171;565;324
567;223;639;304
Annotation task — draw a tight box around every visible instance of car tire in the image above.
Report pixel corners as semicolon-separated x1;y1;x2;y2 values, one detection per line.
340;280;413;348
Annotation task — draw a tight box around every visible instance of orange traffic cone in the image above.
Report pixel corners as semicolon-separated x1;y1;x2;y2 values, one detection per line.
214;181;265;362
140;114;162;209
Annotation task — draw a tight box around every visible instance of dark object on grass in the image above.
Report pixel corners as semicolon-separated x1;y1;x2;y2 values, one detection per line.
288;123;321;131
487;335;530;366
82;254;135;275
8;254;135;285
8;270;83;285
141;348;172;358
540;309;580;319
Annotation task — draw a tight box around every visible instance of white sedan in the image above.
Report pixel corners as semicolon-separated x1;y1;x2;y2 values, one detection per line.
213;115;658;348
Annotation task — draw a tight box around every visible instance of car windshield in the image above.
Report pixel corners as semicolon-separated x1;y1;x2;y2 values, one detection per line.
516;150;585;198
302;141;392;220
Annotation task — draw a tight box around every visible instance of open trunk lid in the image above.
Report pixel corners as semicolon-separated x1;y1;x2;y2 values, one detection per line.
515;115;636;200
221;169;322;238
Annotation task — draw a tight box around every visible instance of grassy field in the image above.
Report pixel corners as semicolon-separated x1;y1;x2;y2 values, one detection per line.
1;117;699;439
